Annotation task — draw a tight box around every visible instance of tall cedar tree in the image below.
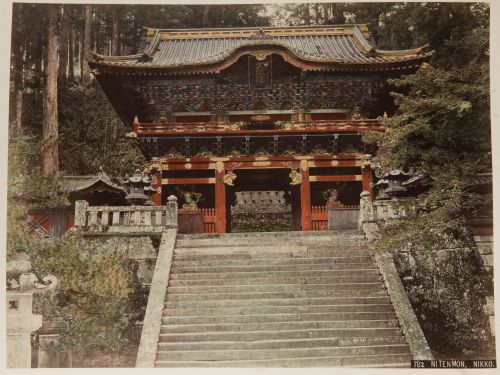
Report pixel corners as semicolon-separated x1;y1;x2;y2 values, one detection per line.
82;5;92;85
42;4;59;176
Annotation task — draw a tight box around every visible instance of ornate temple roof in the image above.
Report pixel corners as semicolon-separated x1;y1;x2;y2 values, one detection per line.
89;24;433;74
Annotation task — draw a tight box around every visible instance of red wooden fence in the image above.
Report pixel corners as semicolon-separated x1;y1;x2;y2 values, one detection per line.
311;205;359;231
199;208;216;233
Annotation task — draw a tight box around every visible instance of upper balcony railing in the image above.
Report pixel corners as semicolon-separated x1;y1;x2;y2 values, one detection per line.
130;119;384;137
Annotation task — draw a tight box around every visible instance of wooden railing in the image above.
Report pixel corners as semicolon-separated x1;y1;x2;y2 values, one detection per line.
135;119;383;135
200;208;216;233
311;205;360;231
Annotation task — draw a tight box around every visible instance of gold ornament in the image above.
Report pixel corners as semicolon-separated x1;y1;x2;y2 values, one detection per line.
289;169;302;185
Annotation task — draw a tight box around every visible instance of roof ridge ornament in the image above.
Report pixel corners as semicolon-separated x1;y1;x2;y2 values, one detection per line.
140;52;154;62
250;28;272;40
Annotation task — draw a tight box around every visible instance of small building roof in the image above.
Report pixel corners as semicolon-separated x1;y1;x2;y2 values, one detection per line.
63;170;127;195
89;24;433;74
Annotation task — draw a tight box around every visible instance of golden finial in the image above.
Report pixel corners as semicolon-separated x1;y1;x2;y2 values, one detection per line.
133;115;139;124
383;111;388;119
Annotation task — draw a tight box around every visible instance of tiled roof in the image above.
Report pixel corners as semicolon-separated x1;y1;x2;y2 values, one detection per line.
62;172;127;194
90;24;432;71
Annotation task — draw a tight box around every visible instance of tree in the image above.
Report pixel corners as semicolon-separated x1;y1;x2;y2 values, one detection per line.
58;5;71;82
111;9;120;55
10;4;25;135
82;5;92;86
362;4;491;357
42;4;59;177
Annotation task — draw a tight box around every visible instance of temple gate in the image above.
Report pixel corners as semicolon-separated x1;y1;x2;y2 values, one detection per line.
88;24;431;233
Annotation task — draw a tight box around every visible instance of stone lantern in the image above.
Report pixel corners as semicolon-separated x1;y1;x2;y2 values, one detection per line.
6;253;57;368
373;178;390;200
378;170;411;198
123;169;159;206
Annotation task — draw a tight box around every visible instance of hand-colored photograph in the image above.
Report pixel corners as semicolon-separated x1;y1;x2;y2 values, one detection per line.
5;1;494;369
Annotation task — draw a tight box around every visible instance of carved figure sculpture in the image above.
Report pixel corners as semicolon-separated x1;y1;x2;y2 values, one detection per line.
322;188;342;207
177;187;202;210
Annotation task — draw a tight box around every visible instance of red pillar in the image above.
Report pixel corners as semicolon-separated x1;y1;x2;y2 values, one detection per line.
300;160;312;231
152;169;162;205
362;165;374;200
215;162;226;233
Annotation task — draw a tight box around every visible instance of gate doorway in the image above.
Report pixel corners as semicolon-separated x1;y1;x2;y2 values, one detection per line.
226;169;301;232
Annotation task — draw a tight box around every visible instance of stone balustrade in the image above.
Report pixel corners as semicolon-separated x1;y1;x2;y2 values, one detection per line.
74;195;178;231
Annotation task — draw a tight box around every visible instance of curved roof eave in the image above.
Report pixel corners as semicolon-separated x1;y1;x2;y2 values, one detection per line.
89;43;433;75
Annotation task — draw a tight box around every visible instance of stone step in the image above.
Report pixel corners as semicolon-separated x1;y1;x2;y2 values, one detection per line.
176;230;363;241
175;233;366;245
175;238;366;248
154;353;412;367
169;269;381;280
156;344;410;362
157;335;407;351
164;300;393;313
168;275;382;287
171;256;373;268
166;289;388;302
164;297;393;316
158;327;404;343
167;282;384;295
162;311;397;325
159;319;400;334
173;248;369;261
170;262;378;274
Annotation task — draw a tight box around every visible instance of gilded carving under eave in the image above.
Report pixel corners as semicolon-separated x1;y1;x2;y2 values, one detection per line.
165;148;184;158
361;154;372;169
195;147;216;158
289;169;302;185
311;145;331;156
255;148;271;158
224;171;237;186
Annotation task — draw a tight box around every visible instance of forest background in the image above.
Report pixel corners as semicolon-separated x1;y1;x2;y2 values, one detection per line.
4;1;493;367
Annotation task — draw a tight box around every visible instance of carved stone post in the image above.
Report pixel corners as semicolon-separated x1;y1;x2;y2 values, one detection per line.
74;200;89;227
359;191;379;241
166;195;178;228
359;191;375;225
7;253;57;368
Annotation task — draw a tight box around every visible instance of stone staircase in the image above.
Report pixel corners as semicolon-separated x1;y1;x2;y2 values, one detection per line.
154;230;413;367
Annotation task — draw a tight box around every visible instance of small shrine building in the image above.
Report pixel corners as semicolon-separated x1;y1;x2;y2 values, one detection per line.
88;24;432;233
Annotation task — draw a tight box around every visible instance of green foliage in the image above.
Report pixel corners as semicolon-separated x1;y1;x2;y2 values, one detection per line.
394;240;492;358
30;232;130;359
361;6;491;357
58;83;145;176
7;140;69;256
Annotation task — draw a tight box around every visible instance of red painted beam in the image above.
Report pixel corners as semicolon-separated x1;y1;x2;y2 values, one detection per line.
162;177;215;185
224;160;301;170
215;163;226;233
362;166;374;200
137;127;384;136
152;170;162;205
300;161;312;231
162;162;212;170
309;175;362;182
309;160;360;168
